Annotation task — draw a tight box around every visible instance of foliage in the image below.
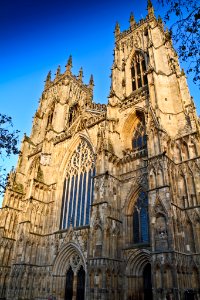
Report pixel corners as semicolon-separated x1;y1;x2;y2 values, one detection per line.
0;114;19;194
158;0;200;86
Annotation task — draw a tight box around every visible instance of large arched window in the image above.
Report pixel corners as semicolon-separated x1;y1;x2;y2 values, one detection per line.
60;139;95;229
131;52;148;91
132;113;147;151
133;191;149;243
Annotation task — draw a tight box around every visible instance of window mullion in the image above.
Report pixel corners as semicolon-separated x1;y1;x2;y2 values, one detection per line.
135;61;138;90
140;58;144;87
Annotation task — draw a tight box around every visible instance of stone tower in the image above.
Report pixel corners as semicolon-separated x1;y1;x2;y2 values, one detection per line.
0;2;200;300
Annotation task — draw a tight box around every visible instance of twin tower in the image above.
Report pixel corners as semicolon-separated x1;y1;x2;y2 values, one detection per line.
1;2;200;300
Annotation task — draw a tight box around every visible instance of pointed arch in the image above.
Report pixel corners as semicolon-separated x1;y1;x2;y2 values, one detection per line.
59;135;96;229
130;50;148;91
53;242;86;276
121;108;147;151
126;249;151;277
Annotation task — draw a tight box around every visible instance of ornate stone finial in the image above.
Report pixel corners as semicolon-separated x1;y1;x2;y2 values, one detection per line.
88;74;94;89
115;22;120;38
44;71;51;89
65;55;73;73
147;0;154;17
55;65;61;78
78;67;83;81
129;12;136;28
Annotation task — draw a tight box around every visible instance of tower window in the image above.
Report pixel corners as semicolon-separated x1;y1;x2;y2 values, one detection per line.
133;191;149;244
132;114;147;151
131;53;148;91
69;103;79;127
60;140;95;229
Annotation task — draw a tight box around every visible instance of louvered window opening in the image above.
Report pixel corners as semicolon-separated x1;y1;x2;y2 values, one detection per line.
131;53;148;91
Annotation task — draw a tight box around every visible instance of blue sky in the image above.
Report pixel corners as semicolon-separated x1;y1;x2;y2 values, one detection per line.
0;0;199;204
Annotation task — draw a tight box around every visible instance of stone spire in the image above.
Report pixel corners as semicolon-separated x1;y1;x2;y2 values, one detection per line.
129;12;136;29
115;22;120;39
44;71;51;89
147;0;155;17
78;67;83;82
65;55;72;73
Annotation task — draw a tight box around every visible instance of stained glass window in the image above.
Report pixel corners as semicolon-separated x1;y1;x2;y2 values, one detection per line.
132;114;147;151
133;192;149;243
60;140;95;229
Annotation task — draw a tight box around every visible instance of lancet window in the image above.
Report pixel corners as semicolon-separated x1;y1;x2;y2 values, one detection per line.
68;103;79;127
132;113;147;151
60;140;95;229
131;52;148;91
133;191;149;243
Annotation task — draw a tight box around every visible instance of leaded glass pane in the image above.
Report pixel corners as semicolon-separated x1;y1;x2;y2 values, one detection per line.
132;115;147;151
76;173;83;227
72;175;78;227
133;192;149;244
86;169;92;225
63;178;70;229
60;139;95;229
133;208;140;243
80;172;87;226
67;176;74;228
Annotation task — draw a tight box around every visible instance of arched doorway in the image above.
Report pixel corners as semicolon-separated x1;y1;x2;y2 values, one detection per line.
76;266;85;300
143;263;152;300
65;266;74;300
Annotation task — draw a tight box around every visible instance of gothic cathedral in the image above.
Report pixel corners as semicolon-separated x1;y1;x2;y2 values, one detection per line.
1;2;200;300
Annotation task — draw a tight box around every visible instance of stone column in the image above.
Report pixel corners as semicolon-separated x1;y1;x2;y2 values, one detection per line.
72;273;77;300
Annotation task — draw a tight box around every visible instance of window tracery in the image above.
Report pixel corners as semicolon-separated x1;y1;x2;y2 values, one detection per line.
131;52;148;91
60;140;95;229
132;114;147;151
133;191;149;244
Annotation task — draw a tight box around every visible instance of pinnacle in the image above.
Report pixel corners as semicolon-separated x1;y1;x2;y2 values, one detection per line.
65;54;73;72
78;67;83;81
147;0;153;8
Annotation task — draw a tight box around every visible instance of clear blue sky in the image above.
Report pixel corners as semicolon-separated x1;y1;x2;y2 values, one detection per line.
0;0;199;205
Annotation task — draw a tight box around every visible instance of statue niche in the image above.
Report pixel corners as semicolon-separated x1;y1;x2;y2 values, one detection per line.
155;214;168;251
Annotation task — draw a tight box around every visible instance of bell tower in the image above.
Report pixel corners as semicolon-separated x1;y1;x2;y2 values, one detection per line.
109;0;197;139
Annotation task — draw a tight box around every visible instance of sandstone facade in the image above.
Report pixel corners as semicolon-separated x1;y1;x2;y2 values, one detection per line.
0;2;200;300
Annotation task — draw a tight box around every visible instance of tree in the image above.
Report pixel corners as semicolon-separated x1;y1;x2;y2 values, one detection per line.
158;0;200;86
0;114;19;194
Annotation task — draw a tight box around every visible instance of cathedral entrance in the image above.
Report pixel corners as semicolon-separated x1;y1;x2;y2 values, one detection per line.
65;265;85;300
143;263;152;300
76;266;85;300
65;267;74;300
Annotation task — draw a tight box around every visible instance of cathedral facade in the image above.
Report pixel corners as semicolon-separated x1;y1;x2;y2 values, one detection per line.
0;2;200;300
